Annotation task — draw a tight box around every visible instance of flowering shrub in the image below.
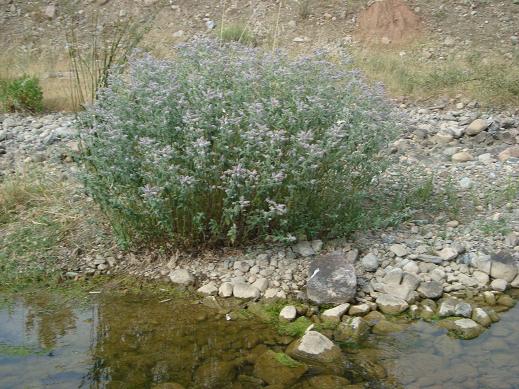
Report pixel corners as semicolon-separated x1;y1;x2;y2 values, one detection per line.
79;39;398;247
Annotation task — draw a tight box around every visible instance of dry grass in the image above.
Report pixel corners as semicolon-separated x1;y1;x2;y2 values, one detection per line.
0;167;113;286
352;45;519;106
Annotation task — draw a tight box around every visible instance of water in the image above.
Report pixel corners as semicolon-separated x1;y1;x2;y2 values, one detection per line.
0;291;518;388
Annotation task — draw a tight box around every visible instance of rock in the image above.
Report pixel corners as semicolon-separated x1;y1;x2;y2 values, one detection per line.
169;269;195;286
219;282;234;297
490;279;508;292
306;253;357;304
321;303;350;323
417;281;443;299
293;241;315;257
472;270;489;285
454;302;472;318
253;350;307;386
437;246;458;261
194;361;236;387
471;253;492;274
497;294;515;308
376;294;408;315
234;260;251;273
511;275;519;289
453;319;484;339
360;253;379;271
498;146;519;162
466;119;488;136
416;254;443;264
286;331;343;368
438;299;457;317
292;375;351;388
279;306;298;322
44;4;56;19
372;319;404;335
334;317;369;341
252;278;269;292
472;307;492;327
264;288;281;299
348;304;371;316
483;291;496;305
452;151;474;162
152;383;185;389
233;283;260;299
382;271;419;301
489;251;518;282
389;244;408;257
505;233;519;247
197;281;218;296
403;261;419;274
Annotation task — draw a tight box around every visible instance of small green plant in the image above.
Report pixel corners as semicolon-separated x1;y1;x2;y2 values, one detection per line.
0;75;43;113
219;24;256;46
277;316;313;337
274;352;303;368
479;218;511;236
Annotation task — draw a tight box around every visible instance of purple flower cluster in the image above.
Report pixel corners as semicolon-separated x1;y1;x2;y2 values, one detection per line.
79;38;398;246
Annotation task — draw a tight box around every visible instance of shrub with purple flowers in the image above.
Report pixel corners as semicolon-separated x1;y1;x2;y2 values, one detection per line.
79;39;398;247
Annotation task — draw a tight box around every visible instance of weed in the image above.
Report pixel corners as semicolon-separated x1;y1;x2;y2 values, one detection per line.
219;24;256;46
479;218;511;236
274;352;303;368
66;13;151;109
277;316;313;337
0;75;43;113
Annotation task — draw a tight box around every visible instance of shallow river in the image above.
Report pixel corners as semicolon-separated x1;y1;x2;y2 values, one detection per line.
0;291;517;389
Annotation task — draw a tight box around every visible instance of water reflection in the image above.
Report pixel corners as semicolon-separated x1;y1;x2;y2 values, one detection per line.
0;292;518;388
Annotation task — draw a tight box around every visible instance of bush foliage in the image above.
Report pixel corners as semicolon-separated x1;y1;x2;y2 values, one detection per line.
79;39;398;247
0;75;43;113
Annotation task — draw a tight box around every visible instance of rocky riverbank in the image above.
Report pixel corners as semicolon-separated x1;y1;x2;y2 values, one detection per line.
1;100;518;341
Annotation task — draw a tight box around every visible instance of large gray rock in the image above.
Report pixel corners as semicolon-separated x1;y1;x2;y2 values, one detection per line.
360;253;379;271
169;269;195;286
417;281;443;299
472;308;492;327
376;294;408;314
453;319;484;339
306;253;357;304
466;118;488;136
490;251;518;282
233;283;260;299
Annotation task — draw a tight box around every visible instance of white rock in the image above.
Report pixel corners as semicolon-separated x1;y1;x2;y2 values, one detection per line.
490;279;508;292
169;269;195;285
472;270;489;285
252;277;269;292
321;303;350;322
264;288;280;299
453;318;483;339
218;282;234;297
294;331;335;355
197;281;218;296
437;246;458;261
233;283;260;299
403;261;419;274
279;305;297;322
389;244;409;257
376;294;408;314
360;253;379;272
466;119;488;136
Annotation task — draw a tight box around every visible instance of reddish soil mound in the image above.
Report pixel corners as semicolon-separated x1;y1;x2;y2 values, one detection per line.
355;0;422;45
